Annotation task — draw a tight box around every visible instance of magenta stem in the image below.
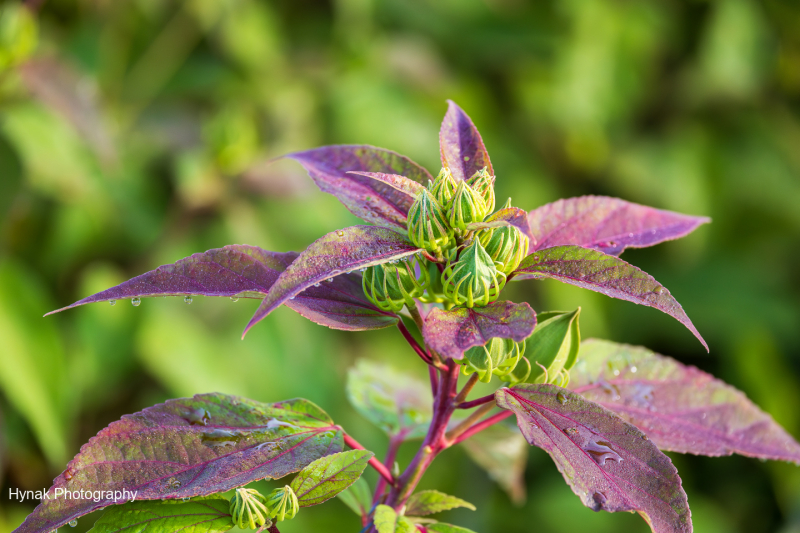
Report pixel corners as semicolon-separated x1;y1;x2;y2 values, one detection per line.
428;366;439;397
397;321;431;364
344;433;396;486
372;434;404;506
456;393;496;409
448;410;513;446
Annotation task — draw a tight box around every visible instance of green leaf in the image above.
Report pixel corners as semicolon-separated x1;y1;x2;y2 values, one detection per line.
290;450;374;507
525;309;581;386
397;516;418;533
405;491;475;516
427;523;478;533
460;422;528;505
374;505;398;533
347;360;432;439
336;477;372;517
88;497;234;533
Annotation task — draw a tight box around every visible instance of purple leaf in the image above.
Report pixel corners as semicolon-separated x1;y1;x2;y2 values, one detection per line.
244;226;421;336
465;207;533;242
528;196;710;256
570;339;800;463
513;246;707;351
287;146;433;231
13;394;343;533
347;171;425;201
45;245;398;332
439;101;493;182
422;301;536;360
496;385;691;533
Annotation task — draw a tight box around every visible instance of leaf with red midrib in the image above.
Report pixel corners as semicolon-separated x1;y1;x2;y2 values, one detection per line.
439;101;493;182
496;385;691;533
570;339;800;463
12;394;343;533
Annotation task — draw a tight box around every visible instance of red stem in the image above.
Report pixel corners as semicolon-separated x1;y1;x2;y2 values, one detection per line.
397;321;431;364
372;434;404;506
456;393;496;409
343;433;396;486
428;366;439;397
448;410;513;446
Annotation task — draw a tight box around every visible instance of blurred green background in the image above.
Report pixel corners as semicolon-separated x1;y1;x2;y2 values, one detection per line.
1;0;800;531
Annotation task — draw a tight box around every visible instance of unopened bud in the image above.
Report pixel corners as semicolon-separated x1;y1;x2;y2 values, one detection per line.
448;181;489;231
479;224;529;275
429;167;458;209
407;189;454;253
461;337;526;382
466;167;495;213
362;259;429;312
441;239;505;308
265;486;299;522
230;488;272;529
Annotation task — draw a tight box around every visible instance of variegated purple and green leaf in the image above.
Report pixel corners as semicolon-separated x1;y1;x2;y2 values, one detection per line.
570;339;800;463
422;301;536;360
465;207;533;242
439;100;493;182
13;394;342;533
527;196;710;256
287;146;432;231
289;450;373;507
512;245;707;350
244;226;421;336
347;171;425;205
45;245;398;332
496;385;691;533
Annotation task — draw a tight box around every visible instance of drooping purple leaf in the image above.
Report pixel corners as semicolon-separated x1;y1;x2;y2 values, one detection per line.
512;246;707;351
570;339;800;463
347;171;425;203
439;101;493;182
496;385;691;533
422;301;536;360
465;207;534;243
245;226;421;336
528;196;710;256
45;245;398;332
286;146;433;231
13;394;343;533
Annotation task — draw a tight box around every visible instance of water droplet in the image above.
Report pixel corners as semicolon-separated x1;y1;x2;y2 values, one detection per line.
68;520;77;528
556;391;568;405
185;408;210;426
64;467;75;481
230;296;239;302
564;427;578;436
336;230;344;237
641;434;649;440
653;286;664;294
109;300;116;306
532;254;541;262
167;478;181;489
184;295;193;304
131;298;141;307
359;268;367;272
598;379;621;401
182;497;190;502
629;383;655;410
630;366;637;373
313;283;321;287
584;439;623;466
613;369;620;376
591;491;607;510
463;156;470;161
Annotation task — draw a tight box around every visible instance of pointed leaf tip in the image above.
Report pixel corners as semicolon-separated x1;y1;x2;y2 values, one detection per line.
439;101;492;182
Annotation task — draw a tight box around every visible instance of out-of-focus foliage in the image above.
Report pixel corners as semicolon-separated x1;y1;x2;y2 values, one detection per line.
0;1;799;532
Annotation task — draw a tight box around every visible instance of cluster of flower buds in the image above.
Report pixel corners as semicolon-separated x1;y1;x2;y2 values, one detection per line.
363;258;429;312
441;239;506;308
478;206;530;275
230;488;273;529
265;485;300;522
460;337;527;383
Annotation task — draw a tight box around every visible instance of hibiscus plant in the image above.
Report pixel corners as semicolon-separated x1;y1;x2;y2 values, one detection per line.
16;102;800;533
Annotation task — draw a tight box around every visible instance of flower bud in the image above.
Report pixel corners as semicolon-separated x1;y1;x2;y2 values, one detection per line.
265;485;299;522
407;189;454;253
429;167;458;209
466;167;495;213
478;224;529;275
441;239;505;308
525;308;581;385
461;337;526;382
448;181;489;231
505;355;531;384
230;488;272;529
362;258;429;312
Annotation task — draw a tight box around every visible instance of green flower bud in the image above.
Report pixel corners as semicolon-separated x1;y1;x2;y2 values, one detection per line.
448;181;489;231
265;485;299;522
417;261;447;303
441;239;505;308
505;355;532;384
362;258;429;312
429;167;458;209
230;488;272;530
466;167;495;213
407;189;454;253
461;337;526;382
478;224;530;275
525;308;581;385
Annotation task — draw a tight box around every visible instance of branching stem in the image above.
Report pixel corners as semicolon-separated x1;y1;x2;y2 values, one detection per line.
453;373;479;405
457;393;495;409
449;410;513;447
444;403;495;444
372;434;404;505
397;321;431;364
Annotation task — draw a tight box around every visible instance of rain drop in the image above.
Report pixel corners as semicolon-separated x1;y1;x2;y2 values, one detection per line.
182;497;190;502
556;391;568;405
184;295;193;304
584;439;623;466
131;298;141;307
230;296;239;302
532;254;541;262
64;467;75;481
336;230;345;237
289;296;296;300
592;491;607;509
314;283;321;287
68;520;77;528
653;286;664;295
630;366;637;373
109;300;116;306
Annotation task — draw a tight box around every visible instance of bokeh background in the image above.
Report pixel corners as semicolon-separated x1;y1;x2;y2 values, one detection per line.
1;0;800;531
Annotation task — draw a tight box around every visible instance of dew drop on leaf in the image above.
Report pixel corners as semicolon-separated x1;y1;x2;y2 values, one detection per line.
184;295;193;304
653;286;664;294
556;391;568;405
230;296;239;302
109;300;116;306
131;298;141;307
584;439;623;466
68;521;77;528
314;283;321;287
592;491;607;509
182;497;190;502
336;230;344;237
